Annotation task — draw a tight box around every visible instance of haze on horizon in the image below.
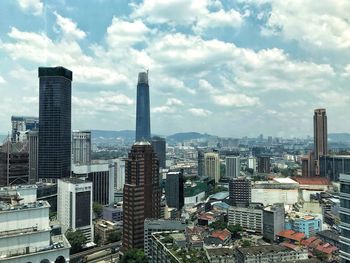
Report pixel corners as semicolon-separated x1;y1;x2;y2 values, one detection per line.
0;0;349;138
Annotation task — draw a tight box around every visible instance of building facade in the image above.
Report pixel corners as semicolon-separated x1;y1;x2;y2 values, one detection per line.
339;173;350;262
229;177;251;207
228;205;263;234
152;136;166;169
11;116;39;143
204;152;220;183
135;72;151;142
314;108;327;175
198;150;205;178
38;67;72;181
263;203;285;242
319;155;350;181
122;142;161;251
27;130;38;184
225;156;240;178
165;171;184;211
257;156;270;174
248;157;256;172
72;130;92;165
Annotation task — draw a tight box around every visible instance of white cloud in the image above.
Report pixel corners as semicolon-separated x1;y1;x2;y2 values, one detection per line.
152;106;175;114
0;76;6;84
54;12;86;40
188;108;212;117
17;0;43;16
213;94;260;107
198;79;219;94
317;91;350;107
166;98;183;106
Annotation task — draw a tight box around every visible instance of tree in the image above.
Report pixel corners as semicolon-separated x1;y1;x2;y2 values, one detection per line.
65;229;87;254
241;239;251;247
93;202;103;218
120;249;148;263
314;250;328;261
227;224;243;238
210;220;227;230
94;233;102;246
108;230;122;243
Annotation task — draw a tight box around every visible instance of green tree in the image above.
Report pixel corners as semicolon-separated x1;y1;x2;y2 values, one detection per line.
93;202;103;218
108;230;122;243
94;233;102;246
210;220;227;230
241;239;251;247
65;229;87;254
120;249;148;263
314;250;328;261
227;224;243;238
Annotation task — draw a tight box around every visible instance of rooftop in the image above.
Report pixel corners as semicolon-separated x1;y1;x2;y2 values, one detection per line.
277;230;305;242
206;248;234;257
0;200;49;213
291;177;330;185
237;245;289;256
211;229;231;241
208;192;229;200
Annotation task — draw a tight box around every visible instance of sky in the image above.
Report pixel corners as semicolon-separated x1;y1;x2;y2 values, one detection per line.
0;0;350;138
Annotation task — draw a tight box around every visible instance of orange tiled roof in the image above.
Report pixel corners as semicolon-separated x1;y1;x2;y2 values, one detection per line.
211;229;231;241
301;236;318;247
277;230;305;242
291;177;330;185
280;242;298;250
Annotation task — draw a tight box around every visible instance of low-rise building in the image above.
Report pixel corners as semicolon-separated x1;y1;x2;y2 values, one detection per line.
228;204;263;234
95;220;119;245
206;248;235;263
263;203;285;242
285;214;322;238
102;206;123;222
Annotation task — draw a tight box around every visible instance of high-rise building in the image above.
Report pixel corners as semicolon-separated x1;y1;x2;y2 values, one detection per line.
204;152;220;183
248;157;256;172
72;163;115;205
320;155;350;181
151;136;166;169
72;130;92;165
197;150;205;178
314;108;327;175
135;72;151;142
122;142;161;251
0;140;29;186
11;116;39;142
229;177;251;207
38;67;72;181
257;156;270;174
27;130;39;184
301;151;315;177
114;158;126;190
339;173;350;262
226;156;240;178
57;178;93;242
165;171;184;211
263;203;285;242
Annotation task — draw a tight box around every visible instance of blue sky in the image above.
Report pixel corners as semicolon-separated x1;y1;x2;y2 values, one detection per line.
0;0;350;137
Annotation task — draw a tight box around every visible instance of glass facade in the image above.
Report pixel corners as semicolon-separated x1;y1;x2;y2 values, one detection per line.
38;67;72;180
340;173;350;262
135;72;151;142
320;156;350;181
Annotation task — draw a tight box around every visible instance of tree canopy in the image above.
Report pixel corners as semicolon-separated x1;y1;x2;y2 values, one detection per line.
120;249;148;263
93;202;103;218
65;229;87;254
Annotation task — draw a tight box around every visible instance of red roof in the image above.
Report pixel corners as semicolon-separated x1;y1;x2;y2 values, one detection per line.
301;236;318;247
198;213;214;221
212;229;231;241
277;230;305;242
291;177;330;185
280;242;299;250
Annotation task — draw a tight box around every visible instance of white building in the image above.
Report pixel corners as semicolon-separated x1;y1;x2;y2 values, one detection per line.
0;185;70;263
248;157;257;172
72;130;91;165
205;152;220;183
113;158;125;191
226;156;240;178
58;178;94;243
228;205;263;233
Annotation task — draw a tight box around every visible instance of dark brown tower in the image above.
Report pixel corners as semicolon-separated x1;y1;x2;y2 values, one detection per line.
314;108;327;175
122;142;161;251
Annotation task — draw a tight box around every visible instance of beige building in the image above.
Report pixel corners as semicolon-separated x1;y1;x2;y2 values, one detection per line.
95;220;119;245
204;152;220;183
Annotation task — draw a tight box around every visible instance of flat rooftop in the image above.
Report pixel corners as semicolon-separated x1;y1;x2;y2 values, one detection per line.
0;200;50;213
237;245;288;256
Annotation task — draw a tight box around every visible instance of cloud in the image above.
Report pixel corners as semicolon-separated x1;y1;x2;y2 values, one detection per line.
166;98;183;106
198;79;219;94
152;106;175;114
0;76;6;84
54;11;87;40
188;108;212;117
213;93;260;107
17;0;43;16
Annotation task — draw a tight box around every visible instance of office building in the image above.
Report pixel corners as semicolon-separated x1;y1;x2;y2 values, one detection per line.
229;177;251;207
301;151;315;177
95;220;119;245
144;219;187;259
151;136;166;169
73;163;114;205
228;204;264;234
0;140;29;186
257;156;270;173
57;178;93;242
72;130;91;165
27;130;38;184
263;203;285;242
135;72;151;142
314;108;327;175
339;173;350;262
198;150;205;178
248;156;256;172
114;158;126;190
165;171;184;211
0;185;70;263
11;115;39;142
204;152;220;183
226;156;240;178
122;142;161;251
319;155;350;181
38;66;72;181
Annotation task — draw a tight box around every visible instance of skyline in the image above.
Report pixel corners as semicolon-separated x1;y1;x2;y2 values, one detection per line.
0;0;350;138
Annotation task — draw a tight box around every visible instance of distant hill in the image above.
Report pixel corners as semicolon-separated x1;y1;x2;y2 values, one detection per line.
329;133;350;144
166;132;214;142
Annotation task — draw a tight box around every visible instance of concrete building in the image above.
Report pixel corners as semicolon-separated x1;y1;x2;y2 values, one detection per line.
152;136;166;169
319;155;350;181
204;152;220;183
339;173;350;262
301;151;316;177
205;248;235;263
263;203;285;242
57;178;93;242
0;185;70;263
122;142;161;251
95;220;119;245
257;156;270;174
236;245;308;263
248;157;256;172
198;150;205;178
165;171;184;211
27;130;38;184
72;130;91;165
225;156;240;178
285;214;322;238
144;219;187;259
73;163;114;205
314;108;327;175
11;116;39;143
103;206;123;222
114;158;125;191
229;177;251;207
228;204;263;234
38;67;72;181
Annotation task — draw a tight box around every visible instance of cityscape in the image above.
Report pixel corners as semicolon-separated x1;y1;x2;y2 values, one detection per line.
1;1;350;263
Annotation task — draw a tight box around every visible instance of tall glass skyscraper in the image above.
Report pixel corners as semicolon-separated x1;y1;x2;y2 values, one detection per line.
135;72;151;142
38;67;72;181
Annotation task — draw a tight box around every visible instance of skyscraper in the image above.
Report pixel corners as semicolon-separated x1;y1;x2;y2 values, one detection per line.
135;72;151;142
226;156;240;178
340;174;350;262
72;130;92;165
257;156;270;174
38;67;72;181
122;142;161;251
314;108;327;175
198;150;205;178
27;130;38;184
152;136;166;169
229;177;251;207
204;152;220;183
165;171;184;211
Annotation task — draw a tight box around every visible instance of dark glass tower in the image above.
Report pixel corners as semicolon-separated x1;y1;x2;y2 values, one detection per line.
314;108;327;175
151;136;166;169
38;67;72;181
135;72;151;142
